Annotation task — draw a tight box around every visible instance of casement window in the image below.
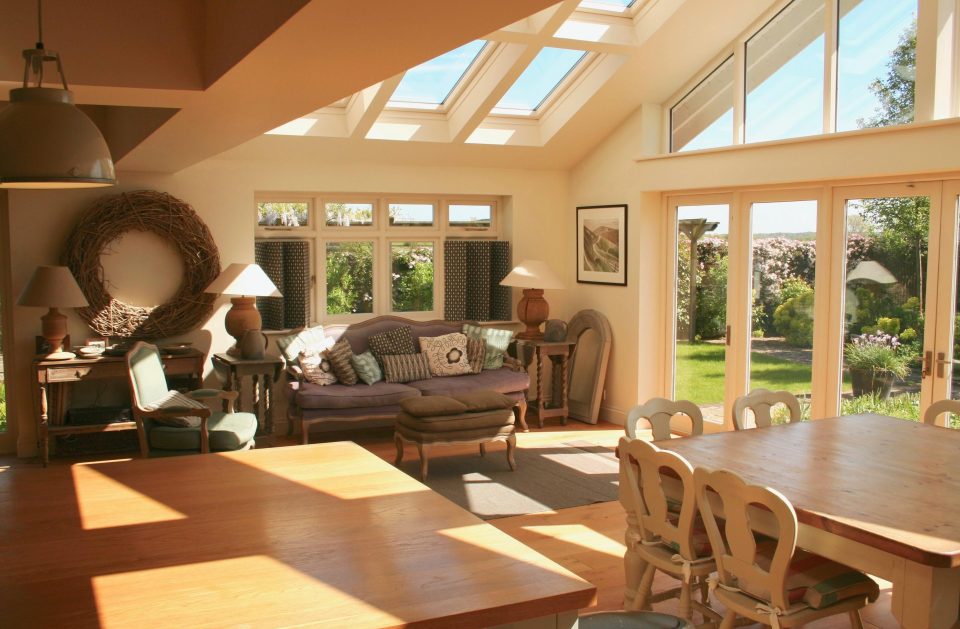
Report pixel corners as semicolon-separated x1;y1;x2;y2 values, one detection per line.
254;194;508;329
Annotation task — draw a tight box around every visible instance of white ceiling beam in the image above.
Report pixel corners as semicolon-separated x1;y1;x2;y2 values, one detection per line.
539;54;628;143
346;75;404;138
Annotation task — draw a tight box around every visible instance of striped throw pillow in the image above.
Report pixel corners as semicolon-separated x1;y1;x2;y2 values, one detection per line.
463;324;514;370
466;337;486;374
382;353;432;383
326;338;358;385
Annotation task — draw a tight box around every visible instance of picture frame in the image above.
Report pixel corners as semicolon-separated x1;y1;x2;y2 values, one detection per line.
85;337;108;350
576;204;627;286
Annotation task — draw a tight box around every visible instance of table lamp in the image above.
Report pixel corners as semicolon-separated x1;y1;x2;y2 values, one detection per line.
17;265;89;360
205;263;282;350
499;259;565;339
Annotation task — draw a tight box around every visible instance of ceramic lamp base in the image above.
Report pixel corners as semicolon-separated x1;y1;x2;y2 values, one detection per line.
224;296;262;347
515;288;548;340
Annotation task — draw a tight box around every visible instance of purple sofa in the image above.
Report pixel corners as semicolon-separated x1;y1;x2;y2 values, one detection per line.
283;316;530;443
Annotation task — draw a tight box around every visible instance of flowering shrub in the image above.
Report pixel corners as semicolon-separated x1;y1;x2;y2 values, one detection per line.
773;283;814;347
844;331;911;378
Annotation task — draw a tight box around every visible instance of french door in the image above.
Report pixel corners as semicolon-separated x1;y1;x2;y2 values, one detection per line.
668;180;960;429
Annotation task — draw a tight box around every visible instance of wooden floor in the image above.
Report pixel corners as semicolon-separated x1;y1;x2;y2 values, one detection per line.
1;420;901;628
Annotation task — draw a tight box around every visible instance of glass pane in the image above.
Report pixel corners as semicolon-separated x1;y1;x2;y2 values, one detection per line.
578;0;635;12
841;196;928;420
671;56;734;152
389;203;434;227
449;204;492;228
325;202;373;227
837;0;917;131
947;195;960;426
745;0;825;143
326;241;374;314
749;200;818;421
494;47;587;113
389;40;486;107
391;242;435;312
675;204;730;423
258;202;308;227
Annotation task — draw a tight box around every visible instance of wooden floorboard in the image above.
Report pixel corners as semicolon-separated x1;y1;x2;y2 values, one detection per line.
0;420;900;626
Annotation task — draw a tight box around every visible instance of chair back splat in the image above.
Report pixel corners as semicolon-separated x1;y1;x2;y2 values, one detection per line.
732;388;801;430
923;399;960;427
626;398;703;440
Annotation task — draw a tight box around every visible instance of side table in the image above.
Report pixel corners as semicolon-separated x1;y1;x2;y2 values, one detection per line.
515;338;578;428
211;353;283;437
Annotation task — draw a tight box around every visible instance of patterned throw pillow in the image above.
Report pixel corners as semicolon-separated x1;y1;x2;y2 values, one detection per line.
299;350;337;386
367;326;417;364
351;351;383;385
419;333;472;377
463;324;514;370
381;353;432;383
326;338;358;385
466;337;485;374
275;325;329;366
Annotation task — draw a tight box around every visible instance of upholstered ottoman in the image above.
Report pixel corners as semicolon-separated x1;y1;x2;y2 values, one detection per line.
394;390;518;481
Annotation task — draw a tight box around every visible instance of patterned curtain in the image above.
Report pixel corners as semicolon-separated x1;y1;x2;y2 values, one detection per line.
444;240;511;321
255;240;310;329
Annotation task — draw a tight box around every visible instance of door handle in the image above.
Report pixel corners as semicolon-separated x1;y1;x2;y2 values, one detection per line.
936;352;953;378
923;350;932;378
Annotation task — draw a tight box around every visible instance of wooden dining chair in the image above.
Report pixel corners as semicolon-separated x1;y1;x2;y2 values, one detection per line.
693;467;879;628
923;399;960;427
618;436;722;625
732;388;801;430
626;398;704;440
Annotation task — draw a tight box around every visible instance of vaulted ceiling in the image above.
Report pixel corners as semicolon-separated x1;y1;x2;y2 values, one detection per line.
0;0;774;173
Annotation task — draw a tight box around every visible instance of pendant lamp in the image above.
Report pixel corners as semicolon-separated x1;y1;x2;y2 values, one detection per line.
0;0;115;188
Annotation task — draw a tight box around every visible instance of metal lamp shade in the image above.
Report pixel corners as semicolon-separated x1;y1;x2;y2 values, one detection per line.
0;87;116;188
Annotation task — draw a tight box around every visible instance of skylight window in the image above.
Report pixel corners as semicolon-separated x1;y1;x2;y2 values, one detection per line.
388;40;486;110
577;0;636;13
493;47;588;115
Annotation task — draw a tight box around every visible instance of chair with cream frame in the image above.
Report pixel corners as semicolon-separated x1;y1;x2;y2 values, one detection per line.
732;388;801;431
618;436;722;626
923;399;960;427
626;398;704;441
693;467;879;628
126;342;258;457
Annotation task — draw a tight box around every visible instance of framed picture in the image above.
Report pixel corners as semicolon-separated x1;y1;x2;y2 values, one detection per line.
577;204;627;286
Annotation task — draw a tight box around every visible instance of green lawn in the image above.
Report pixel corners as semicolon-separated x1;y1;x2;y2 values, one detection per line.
675;342;813;404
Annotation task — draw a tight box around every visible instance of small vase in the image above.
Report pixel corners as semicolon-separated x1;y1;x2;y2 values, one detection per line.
850;367;894;399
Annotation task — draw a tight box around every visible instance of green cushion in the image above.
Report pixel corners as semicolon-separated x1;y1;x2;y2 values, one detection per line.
149;412;258;452
463;324;514;370
350;351;383;385
275;325;328;366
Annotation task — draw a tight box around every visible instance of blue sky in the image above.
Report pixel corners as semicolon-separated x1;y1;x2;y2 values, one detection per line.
497;47;588;111
682;0;916;150
391;40;486;104
678;200;819;235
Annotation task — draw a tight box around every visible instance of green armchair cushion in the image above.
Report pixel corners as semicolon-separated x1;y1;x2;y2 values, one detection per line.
149;411;258;452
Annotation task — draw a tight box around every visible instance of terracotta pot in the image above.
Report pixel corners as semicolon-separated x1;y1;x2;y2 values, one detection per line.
850;367;894;399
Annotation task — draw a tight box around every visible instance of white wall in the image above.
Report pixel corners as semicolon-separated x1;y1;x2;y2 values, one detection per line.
3;158;569;457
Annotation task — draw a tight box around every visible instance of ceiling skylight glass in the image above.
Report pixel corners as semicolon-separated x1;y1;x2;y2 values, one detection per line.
578;0;636;13
494;47;588;114
388;40;486;108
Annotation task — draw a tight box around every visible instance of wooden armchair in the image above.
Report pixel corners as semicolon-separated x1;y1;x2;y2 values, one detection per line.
125;342;258;457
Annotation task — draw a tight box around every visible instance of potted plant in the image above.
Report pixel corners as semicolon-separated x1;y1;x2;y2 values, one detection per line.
844;331;911;399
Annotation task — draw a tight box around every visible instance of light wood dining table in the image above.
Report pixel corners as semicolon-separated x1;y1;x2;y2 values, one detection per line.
0;442;596;628
657;414;960;629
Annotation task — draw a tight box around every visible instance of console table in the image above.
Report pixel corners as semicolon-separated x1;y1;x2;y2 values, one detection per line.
31;349;204;466
210;353;283;436
516;338;578;428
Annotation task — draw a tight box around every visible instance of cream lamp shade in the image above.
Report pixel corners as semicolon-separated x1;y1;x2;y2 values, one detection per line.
0;2;115;188
205;263;282;351
17;265;89;360
500;259;565;339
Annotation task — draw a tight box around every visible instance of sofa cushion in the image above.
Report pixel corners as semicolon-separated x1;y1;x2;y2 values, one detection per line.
420;332;472;377
463;324;514;370
295;381;420;410
351;351;383;385
382;353;432;383
368;326;417;364
299;350;337;386
327;338;358;385
408;367;529;396
276;325;330;366
453;390;515;413
466;337;485;374
400;396;469;418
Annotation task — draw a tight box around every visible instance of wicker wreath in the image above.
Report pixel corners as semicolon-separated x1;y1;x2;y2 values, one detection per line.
63;190;221;339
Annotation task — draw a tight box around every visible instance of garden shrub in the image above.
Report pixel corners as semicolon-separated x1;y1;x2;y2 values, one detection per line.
773;286;815;347
695;258;727;340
